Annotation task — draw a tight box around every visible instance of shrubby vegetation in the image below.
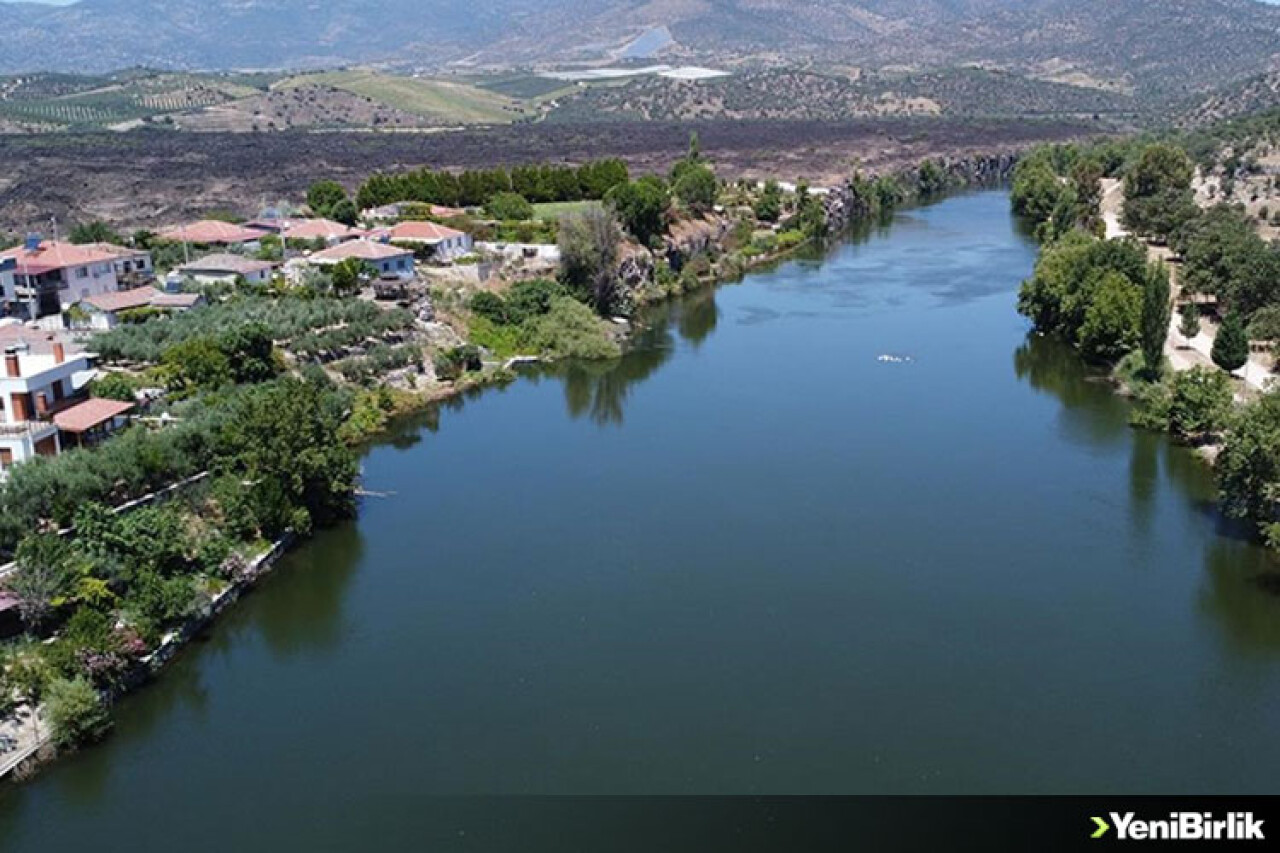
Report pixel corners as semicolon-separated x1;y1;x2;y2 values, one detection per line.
95;296;415;364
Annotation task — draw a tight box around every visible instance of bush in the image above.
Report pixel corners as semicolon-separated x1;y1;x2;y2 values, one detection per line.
433;345;483;382
1167;367;1233;440
484;192;534;222
46;676;112;749
521;297;621;360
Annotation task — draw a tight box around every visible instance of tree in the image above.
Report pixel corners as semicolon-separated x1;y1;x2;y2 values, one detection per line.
672;164;717;214
1179;302;1201;345
307;180;349;218
329;198;359;227
5;535;76;633
606;177;670;245
161;337;232;397
1122;144;1195;241
46;676;112;749
1217;391;1280;545
1212;312;1250;375
754;180;782;223
330;257;368;296
1070;157;1105;235
216;377;359;533
1078;271;1142;361
69;221;122;245
1167;367;1233;441
558;207;622;315
484;192;534;222
1139;263;1171;377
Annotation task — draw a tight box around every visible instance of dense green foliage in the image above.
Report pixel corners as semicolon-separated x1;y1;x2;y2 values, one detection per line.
1017;232;1154;361
606;176;670;245
1121;144;1196;243
46;676;112;749
1176;205;1280;318
306;180;350;219
356;159;628;210
1218;391;1280;547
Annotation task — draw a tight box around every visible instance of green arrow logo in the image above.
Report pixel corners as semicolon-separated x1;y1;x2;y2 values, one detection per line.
1091;816;1111;839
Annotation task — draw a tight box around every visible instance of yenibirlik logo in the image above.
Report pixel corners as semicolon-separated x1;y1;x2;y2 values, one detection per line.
1091;812;1265;842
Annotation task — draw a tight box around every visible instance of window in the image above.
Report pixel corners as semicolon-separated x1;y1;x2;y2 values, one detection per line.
76;266;89;279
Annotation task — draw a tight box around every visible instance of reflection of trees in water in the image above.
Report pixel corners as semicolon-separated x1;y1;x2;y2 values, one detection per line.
1129;430;1159;537
556;290;721;426
1199;537;1280;653
253;524;363;659
1013;332;1130;447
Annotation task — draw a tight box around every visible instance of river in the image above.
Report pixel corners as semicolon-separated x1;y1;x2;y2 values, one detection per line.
3;191;1279;850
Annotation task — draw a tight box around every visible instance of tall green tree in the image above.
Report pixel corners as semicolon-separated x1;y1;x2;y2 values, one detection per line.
1179;302;1201;344
1140;263;1171;376
1212;312;1250;375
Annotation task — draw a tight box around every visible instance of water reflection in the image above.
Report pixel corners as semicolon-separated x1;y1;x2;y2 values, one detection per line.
1199;538;1280;653
1013;333;1130;447
252;524;363;659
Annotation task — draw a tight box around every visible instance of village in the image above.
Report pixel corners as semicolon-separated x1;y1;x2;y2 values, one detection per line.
0;194;563;477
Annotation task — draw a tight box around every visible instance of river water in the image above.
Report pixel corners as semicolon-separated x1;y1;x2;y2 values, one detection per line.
3;191;1279;850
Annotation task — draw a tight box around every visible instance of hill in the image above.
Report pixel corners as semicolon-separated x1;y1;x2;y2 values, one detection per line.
0;0;1275;103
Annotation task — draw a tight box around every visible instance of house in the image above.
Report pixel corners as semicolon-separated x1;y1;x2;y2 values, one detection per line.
0;340;131;479
75;286;205;331
282;218;363;245
79;242;155;284
177;253;277;286
308;240;415;280
0;257;15;316
0;238;124;318
379;221;473;260
158;220;263;248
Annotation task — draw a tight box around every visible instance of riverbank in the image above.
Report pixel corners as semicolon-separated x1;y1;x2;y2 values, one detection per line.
0;152;1023;787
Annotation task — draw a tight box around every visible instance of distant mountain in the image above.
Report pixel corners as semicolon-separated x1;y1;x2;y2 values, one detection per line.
0;0;1277;99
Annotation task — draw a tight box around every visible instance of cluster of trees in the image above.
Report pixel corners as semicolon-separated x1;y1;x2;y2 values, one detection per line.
1010;144;1114;241
305;180;359;226
1018;232;1170;364
0;375;359;747
355;159;629;211
159;322;280;398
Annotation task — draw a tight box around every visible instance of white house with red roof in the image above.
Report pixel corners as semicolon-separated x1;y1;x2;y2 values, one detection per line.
177;253;278;286
75;286;205;330
380;221;473;260
0;340;131;479
0;239;125;318
308;240;415;280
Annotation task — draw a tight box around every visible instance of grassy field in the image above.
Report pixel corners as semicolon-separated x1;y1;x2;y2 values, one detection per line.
531;200;603;221
276;70;528;124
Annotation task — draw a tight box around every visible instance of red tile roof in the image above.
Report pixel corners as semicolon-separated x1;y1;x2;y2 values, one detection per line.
386;221;467;244
310;240;413;263
283;218;362;242
158;221;263;245
178;253;276;276
0;240;120;276
81;287;162;313
53;398;133;433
